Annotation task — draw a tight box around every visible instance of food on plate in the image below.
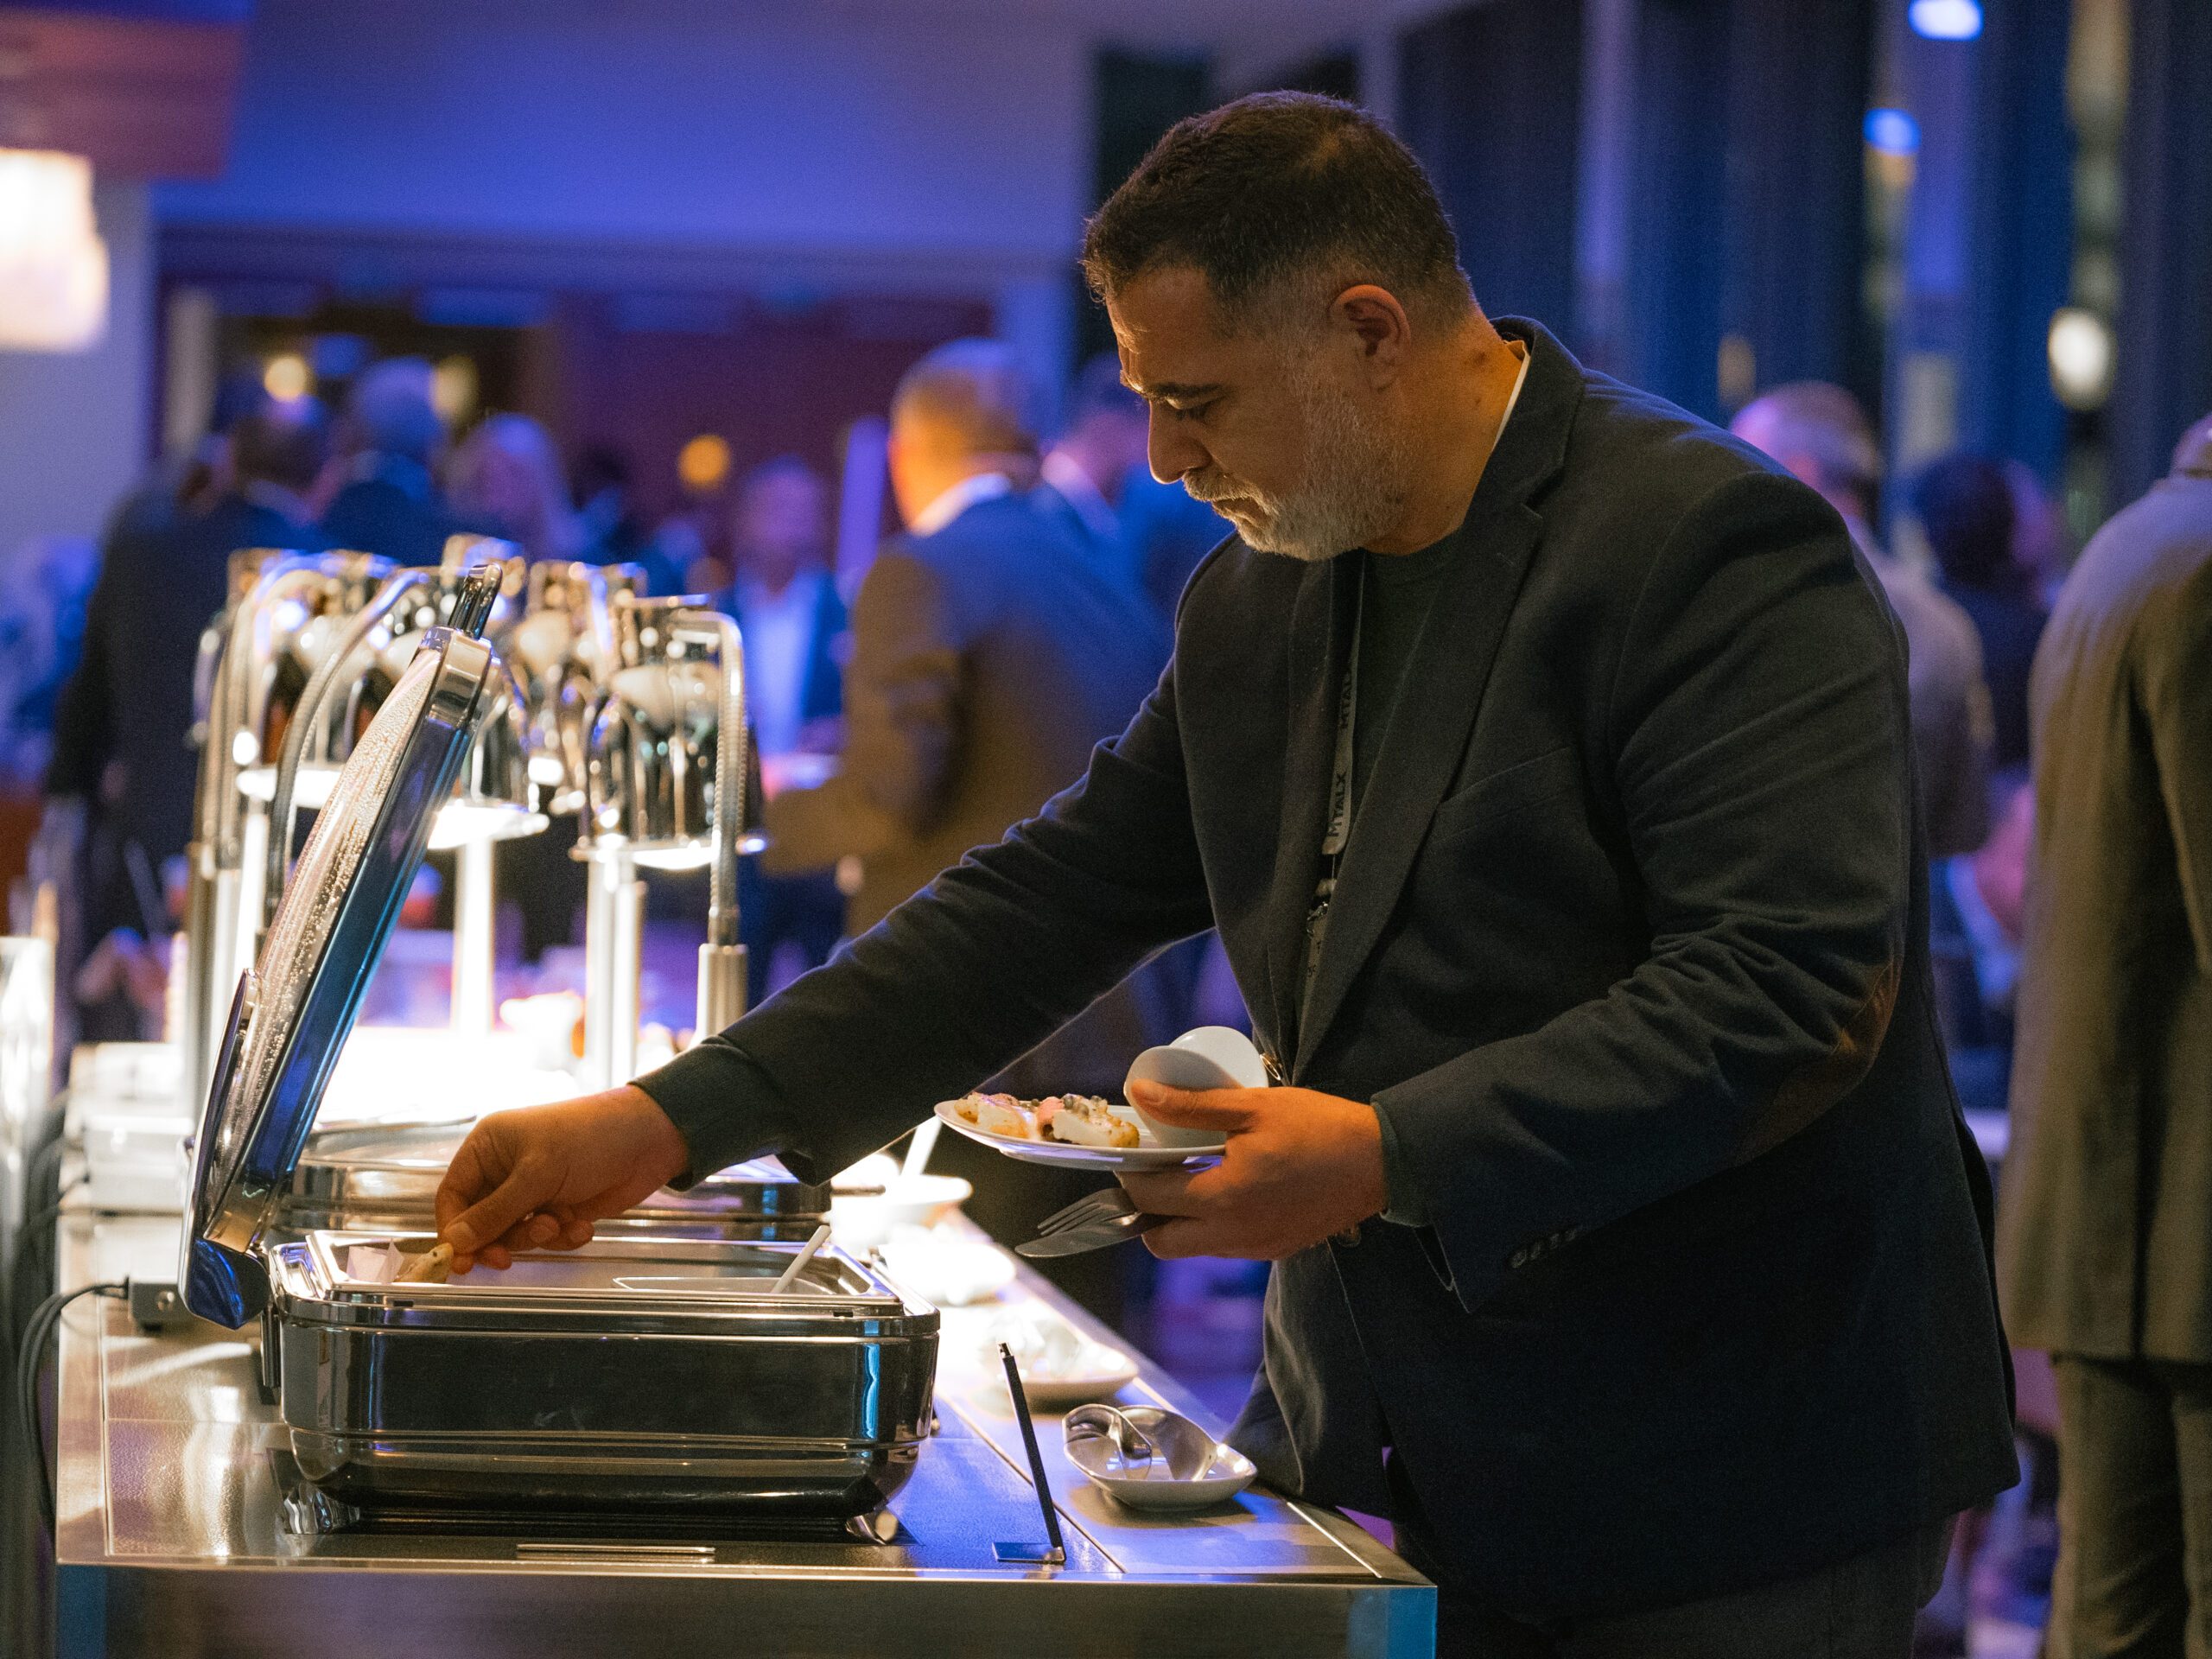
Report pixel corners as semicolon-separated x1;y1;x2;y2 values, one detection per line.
1039;1095;1141;1149
396;1241;454;1283
953;1090;1036;1140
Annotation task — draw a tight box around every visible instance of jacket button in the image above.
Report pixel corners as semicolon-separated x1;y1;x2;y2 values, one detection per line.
1509;1248;1529;1268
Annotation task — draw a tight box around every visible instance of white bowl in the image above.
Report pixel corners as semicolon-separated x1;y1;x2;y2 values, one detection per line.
827;1173;971;1252
1123;1026;1268;1148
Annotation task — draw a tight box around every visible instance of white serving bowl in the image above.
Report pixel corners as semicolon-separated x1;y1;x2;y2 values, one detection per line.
1122;1026;1269;1148
827;1173;972;1252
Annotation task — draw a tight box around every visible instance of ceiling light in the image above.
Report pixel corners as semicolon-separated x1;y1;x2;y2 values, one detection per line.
1910;0;1983;41
2048;308;2114;410
0;150;109;353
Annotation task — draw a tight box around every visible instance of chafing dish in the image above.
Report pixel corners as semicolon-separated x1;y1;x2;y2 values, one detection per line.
280;1120;830;1238
180;573;938;1522
265;1230;936;1517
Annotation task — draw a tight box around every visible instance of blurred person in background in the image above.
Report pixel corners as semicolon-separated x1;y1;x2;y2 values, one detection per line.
2000;411;2212;1658
2006;457;2074;608
1914;454;2048;772
448;412;585;565
760;336;1173;1317
1124;465;1234;620
572;442;680;594
321;357;462;565
1732;383;1995;857
48;397;330;1037
722;455;846;1005
1927;772;2033;1116
1037;350;1153;589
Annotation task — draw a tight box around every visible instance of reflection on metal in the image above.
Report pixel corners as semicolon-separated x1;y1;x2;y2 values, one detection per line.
582;594;756;1065
183;583;505;1329
263;1230;937;1518
179;551;395;1106
503;561;644;817
251;543;543;1038
53;1211;1435;1657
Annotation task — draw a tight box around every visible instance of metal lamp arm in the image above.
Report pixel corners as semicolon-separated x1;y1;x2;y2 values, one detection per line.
687;607;749;1036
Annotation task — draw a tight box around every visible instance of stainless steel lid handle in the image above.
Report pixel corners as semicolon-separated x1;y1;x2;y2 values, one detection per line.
450;559;509;636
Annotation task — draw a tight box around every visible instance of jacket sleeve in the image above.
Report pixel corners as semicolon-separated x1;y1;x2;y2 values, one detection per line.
1371;473;1912;1313
760;550;954;874
639;647;1215;1183
2140;552;2212;975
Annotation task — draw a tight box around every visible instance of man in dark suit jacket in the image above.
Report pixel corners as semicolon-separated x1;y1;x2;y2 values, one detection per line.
724;455;849;1006
48;400;329;1033
435;96;2014;1651
321;358;467;565
1999;410;2212;1655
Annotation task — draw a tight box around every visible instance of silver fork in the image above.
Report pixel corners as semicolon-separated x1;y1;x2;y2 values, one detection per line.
1017;1186;1167;1258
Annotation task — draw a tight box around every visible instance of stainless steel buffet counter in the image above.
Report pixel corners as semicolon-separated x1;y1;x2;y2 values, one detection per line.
46;1205;1433;1657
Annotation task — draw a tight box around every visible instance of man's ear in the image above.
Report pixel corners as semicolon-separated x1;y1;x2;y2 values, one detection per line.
1332;284;1413;385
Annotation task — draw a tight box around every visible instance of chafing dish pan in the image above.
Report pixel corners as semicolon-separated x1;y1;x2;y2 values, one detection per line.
180;574;938;1520
280;1122;828;1238
265;1230;937;1516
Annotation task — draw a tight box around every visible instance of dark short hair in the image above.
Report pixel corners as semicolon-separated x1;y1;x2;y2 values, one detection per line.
1911;453;2018;591
1082;92;1472;330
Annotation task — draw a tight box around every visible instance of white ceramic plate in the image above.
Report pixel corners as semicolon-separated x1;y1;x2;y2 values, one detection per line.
1012;1350;1142;1408
931;1098;1224;1171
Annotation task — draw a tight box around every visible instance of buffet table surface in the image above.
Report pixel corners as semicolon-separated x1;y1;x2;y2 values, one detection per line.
46;1197;1433;1658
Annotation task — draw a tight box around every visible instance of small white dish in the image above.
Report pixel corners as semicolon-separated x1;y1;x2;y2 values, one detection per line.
1123;1027;1268;1148
985;1310;1141;1405
872;1225;1015;1306
931;1098;1224;1171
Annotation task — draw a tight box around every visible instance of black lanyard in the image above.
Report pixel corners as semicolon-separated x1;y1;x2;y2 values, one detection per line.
1301;566;1364;1007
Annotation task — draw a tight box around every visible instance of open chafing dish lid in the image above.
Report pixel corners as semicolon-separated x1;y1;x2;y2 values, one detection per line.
183;567;507;1329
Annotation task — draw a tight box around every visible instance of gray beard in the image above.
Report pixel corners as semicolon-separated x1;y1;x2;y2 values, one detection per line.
1191;365;1409;563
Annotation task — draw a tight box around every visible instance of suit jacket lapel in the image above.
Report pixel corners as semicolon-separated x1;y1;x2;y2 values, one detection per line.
1292;318;1580;1074
1260;556;1355;1065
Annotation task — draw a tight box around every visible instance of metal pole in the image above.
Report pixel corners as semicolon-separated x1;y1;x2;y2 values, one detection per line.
452;837;496;1036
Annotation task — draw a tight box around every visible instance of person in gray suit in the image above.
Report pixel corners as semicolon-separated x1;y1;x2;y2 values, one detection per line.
759;338;1173;1314
760;338;1168;957
2000;410;2212;1657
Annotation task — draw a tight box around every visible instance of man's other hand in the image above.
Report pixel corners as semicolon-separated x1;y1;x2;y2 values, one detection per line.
434;1086;691;1273
1119;1080;1388;1260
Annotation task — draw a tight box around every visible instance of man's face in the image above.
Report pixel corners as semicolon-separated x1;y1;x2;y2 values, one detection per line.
1108;266;1409;562
735;468;826;586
